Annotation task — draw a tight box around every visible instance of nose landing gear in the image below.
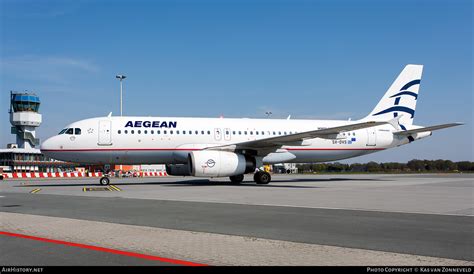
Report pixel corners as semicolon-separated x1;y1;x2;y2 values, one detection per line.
99;176;110;185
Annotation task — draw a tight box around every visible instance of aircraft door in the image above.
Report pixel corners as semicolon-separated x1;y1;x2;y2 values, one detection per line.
214;128;222;141
366;128;376;146
98;120;112;145
224;128;231;141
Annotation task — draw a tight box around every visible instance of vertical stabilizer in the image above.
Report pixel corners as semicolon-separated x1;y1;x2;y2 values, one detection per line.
364;64;423;128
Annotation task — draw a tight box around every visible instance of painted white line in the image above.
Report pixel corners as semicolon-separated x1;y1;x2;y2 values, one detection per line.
242;203;474;217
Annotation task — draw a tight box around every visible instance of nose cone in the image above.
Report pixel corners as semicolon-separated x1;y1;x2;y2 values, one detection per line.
40;137;57;157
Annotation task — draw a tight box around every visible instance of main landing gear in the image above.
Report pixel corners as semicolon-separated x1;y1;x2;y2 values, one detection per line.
228;172;272;184
99;176;110;185
253;171;271;184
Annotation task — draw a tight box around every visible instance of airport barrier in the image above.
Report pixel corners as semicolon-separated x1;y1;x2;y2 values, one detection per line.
2;171;168;179
3;172;92;179
141;171;168;177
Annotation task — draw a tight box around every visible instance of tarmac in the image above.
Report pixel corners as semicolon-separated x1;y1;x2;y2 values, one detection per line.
0;173;473;265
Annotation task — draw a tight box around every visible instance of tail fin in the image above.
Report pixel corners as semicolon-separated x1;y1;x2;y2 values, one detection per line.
364;64;423;128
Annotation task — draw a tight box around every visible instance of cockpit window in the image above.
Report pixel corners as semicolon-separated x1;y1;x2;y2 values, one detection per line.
58;129;68;135
75;128;81;135
65;128;74;135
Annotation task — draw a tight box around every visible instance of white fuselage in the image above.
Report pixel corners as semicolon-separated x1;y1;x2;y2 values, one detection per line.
40;116;409;165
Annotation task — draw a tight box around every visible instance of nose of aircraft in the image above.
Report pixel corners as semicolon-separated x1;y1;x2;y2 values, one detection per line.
40;136;57;156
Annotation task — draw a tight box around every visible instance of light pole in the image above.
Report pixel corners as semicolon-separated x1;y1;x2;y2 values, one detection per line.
116;74;126;116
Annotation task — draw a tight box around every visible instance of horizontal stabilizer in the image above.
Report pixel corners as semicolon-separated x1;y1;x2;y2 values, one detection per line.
394;123;463;135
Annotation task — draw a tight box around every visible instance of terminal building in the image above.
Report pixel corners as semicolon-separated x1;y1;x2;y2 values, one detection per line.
0;91;79;173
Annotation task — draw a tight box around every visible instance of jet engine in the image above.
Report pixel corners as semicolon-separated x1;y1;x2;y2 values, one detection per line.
188;151;255;177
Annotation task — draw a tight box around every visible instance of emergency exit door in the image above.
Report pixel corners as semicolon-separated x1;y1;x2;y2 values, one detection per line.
98;120;112;145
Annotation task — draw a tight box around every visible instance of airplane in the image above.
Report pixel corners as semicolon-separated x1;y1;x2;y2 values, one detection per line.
40;64;462;185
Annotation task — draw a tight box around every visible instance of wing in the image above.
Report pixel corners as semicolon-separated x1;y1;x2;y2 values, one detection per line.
206;120;387;155
393;122;463;135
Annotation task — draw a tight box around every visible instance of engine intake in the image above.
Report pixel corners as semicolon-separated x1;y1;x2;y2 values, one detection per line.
188;151;255;177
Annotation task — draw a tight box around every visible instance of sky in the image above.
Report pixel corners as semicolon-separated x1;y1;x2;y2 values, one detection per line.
0;0;472;163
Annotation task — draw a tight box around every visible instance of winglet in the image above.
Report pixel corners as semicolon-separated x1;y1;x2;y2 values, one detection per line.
107;112;112;118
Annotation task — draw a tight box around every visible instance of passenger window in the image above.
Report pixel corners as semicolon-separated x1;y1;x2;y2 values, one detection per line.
278;131;281;135
256;131;259;135
284;131;287;135
131;130;134;134
176;130;179;134
66;128;74;135
118;130;121;134
124;130;128;134
239;131;242;135
207;131;211;135
144;130;148;134
157;130;160;134
262;131;264;135
273;131;276;135
189;130;192;134
201;130;204;135
182;130;186;134
138;130;141;134
164;130;167;134
170;130;173;134
233;131;236;135
151;130;154;134
250;131;253;135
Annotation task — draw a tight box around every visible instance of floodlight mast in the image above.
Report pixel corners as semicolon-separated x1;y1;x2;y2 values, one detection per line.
115;74;126;116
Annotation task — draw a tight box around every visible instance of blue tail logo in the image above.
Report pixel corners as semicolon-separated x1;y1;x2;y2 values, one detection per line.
373;79;421;120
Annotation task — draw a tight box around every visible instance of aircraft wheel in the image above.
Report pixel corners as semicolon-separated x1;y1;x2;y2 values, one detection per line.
229;174;244;184
254;171;271;184
99;176;110;185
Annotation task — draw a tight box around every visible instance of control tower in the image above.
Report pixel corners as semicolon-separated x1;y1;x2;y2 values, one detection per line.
9;91;42;149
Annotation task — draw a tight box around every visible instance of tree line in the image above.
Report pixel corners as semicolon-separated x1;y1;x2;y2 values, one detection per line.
296;160;474;173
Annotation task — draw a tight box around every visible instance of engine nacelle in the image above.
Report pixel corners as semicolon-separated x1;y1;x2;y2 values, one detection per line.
189;151;255;177
165;164;192;176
